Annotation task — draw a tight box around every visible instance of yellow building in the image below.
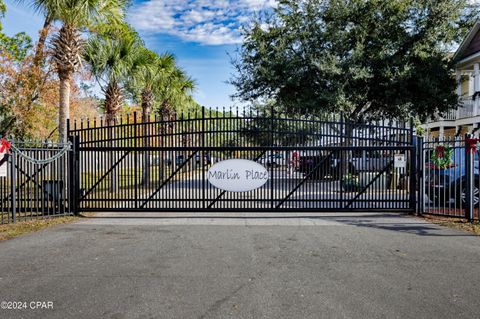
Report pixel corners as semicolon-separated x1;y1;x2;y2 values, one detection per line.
423;21;480;139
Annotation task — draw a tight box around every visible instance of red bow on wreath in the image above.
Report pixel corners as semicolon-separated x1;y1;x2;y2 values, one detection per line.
435;146;445;158
0;138;11;154
466;137;479;154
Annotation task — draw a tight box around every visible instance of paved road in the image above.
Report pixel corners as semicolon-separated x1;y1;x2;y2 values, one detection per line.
0;212;479;319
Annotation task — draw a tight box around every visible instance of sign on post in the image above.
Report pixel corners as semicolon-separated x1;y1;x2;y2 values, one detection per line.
394;154;406;169
0;151;7;177
207;159;269;192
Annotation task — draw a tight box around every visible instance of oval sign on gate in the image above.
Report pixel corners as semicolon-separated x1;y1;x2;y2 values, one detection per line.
207;159;269;192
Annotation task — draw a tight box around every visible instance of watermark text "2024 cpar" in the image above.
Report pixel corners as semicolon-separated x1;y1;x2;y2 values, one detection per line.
1;301;53;310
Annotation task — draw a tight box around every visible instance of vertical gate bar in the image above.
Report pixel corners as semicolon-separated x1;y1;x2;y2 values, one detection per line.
409;119;416;213
87;119;92;210
270;104;274;209
68;122;74;215
74;136;80;214
465;134;474;221
69;131;73;214
18;141;23;220
418;136;424;215
80;119;84;211
26;145;31;218
56;144;60;215
134;113;138;209
340;112;344;210
10;146;16;223
202;107;206;210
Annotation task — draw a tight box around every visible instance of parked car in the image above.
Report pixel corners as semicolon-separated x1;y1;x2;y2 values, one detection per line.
195;153;212;166
259;152;287;167
349;151;392;173
426;148;479;206
299;150;389;180
298;154;339;180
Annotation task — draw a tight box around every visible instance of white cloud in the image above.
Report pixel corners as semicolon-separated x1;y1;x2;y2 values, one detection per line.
128;0;276;45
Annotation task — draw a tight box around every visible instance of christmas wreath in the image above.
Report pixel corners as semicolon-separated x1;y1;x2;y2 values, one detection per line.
431;145;453;169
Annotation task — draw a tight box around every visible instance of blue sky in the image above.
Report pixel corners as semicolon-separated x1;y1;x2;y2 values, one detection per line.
2;0;276;108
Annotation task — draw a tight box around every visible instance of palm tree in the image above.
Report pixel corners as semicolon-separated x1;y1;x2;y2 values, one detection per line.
127;49;166;184
127;51;196;183
130;51;195;117
158;67;196;115
84;25;141;191
84;28;141;124
84;36;139;124
17;0;127;142
131;51;187;120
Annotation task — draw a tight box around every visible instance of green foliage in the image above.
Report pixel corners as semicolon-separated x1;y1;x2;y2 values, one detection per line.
17;0;128;29
342;174;360;192
240;102;318;147
414;117;426;137
431;146;454;169
85;23;142;87
126;48;197;114
0;1;32;60
232;0;479;121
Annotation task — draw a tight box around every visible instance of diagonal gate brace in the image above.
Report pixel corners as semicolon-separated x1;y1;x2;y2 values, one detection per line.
139;151;198;209
344;160;394;209
80;151;131;200
275;151;335;209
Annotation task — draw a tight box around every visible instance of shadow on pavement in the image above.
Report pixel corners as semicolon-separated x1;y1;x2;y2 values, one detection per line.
77;212;478;237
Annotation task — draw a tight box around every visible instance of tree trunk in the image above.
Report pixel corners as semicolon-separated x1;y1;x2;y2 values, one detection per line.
104;81;123;193
33;17;52;67
141;89;153;185
58;75;71;143
53;24;82;143
338;112;361;186
159;103;173;181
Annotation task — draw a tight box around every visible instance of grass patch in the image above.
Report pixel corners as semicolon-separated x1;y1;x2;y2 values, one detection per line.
0;215;81;241
421;215;480;235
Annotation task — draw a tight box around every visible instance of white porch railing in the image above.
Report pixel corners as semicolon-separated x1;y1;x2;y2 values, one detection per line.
426;98;477;123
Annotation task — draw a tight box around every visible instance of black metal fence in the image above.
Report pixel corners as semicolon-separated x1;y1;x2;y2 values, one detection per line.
68;109;415;212
422;135;480;221
0;140;72;224
6;109;480;221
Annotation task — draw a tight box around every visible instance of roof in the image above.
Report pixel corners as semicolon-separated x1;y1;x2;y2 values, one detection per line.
454;21;480;63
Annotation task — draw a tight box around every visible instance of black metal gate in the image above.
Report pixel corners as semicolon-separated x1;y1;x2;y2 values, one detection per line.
421;135;480;221
68;109;416;212
0;140;71;224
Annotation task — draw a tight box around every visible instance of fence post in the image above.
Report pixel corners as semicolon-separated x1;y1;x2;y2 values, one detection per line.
68;135;74;215
68;135;80;215
465;134;474;221
417;136;424;215
10;144;16;223
270;104;275;209
409;118;417;213
339;112;344;209
133;113;138;209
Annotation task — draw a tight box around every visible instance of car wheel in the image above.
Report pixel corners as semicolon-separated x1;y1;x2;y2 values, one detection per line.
457;179;480;207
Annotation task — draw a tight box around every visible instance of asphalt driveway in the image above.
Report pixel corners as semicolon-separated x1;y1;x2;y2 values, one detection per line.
0;212;479;319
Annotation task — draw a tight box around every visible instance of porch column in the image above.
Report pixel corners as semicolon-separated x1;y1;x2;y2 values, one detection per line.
474;63;480;115
439;126;445;140
456;70;462;97
456;71;462;118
